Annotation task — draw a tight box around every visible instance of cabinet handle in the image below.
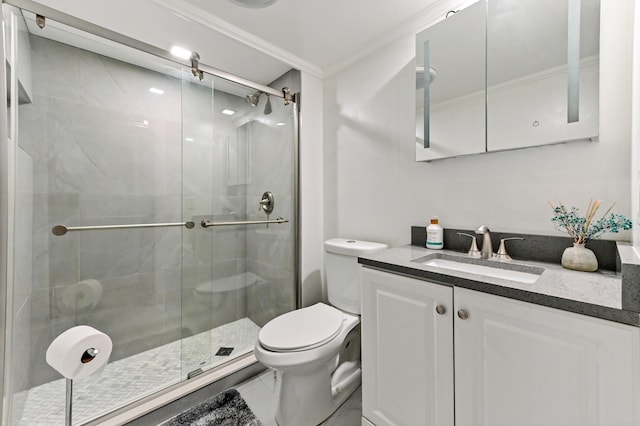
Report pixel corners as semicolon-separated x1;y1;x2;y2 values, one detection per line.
435;305;446;315
457;309;469;320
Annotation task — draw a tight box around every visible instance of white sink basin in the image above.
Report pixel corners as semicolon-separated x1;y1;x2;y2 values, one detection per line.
422;258;542;284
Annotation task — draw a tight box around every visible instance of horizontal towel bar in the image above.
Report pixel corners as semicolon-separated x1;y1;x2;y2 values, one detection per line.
52;221;195;236
52;217;289;235
201;217;289;228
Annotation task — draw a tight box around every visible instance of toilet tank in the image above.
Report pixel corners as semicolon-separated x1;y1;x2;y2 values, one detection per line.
324;238;388;314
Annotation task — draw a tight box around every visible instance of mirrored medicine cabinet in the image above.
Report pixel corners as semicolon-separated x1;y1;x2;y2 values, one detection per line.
416;0;600;162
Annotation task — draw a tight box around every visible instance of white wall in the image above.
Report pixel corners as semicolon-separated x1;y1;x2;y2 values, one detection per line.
323;0;635;249
300;72;325;304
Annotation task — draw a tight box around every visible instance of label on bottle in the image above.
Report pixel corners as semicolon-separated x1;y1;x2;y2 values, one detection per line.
426;226;443;249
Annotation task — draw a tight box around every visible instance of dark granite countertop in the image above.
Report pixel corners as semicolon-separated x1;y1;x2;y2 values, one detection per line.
358;245;640;327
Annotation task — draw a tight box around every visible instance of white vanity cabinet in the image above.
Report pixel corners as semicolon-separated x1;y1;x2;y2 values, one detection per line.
361;268;640;426
454;287;640;426
361;268;454;426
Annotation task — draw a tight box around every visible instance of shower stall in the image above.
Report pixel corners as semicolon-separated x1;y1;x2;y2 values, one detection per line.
1;3;298;424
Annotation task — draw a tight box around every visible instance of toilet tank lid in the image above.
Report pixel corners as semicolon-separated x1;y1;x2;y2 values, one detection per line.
324;238;388;256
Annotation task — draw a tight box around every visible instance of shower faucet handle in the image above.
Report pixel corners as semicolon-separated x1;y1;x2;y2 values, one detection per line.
259;191;275;214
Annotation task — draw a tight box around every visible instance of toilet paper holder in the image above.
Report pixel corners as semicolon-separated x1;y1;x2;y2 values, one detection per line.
46;326;112;426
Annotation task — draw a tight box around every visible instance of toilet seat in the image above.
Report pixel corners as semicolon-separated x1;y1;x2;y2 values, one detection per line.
259;303;344;352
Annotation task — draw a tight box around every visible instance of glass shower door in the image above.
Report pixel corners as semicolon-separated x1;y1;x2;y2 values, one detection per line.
180;69;214;377
180;72;297;376
5;10;196;423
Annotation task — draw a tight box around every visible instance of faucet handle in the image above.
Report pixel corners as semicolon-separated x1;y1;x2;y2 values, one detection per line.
457;233;481;257
495;237;525;260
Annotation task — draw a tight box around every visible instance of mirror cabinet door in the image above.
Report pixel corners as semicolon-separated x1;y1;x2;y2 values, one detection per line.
415;1;486;161
486;0;600;151
415;0;600;162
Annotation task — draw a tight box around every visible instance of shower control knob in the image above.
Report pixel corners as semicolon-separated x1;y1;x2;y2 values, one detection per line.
259;191;275;214
435;305;446;315
457;309;469;320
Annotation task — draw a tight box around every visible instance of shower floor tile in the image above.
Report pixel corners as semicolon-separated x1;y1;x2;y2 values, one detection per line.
17;317;260;426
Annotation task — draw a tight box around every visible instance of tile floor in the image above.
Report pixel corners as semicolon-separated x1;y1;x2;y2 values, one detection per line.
236;369;363;426
16;318;260;425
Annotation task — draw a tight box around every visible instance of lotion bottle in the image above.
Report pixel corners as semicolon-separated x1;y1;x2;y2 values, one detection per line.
426;217;444;250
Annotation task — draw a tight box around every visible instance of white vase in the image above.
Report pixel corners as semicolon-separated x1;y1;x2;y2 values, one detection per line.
561;243;598;272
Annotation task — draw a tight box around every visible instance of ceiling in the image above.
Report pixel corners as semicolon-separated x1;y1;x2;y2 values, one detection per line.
167;0;448;75
31;0;468;82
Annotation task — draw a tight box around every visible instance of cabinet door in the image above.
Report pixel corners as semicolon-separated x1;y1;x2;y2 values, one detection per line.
454;287;640;426
361;268;454;426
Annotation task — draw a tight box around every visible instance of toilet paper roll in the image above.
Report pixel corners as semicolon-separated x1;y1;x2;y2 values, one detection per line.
62;279;103;310
46;325;113;379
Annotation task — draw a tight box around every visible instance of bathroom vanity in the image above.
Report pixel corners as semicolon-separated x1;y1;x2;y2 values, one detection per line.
359;246;640;426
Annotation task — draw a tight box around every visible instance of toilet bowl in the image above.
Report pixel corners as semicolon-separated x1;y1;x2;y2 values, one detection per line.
254;303;361;425
254;238;387;426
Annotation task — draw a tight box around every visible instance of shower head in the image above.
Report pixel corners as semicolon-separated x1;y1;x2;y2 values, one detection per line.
246;91;273;115
264;94;272;115
246;92;261;107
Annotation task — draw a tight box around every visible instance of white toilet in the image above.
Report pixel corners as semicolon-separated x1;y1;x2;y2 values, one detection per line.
254;238;388;426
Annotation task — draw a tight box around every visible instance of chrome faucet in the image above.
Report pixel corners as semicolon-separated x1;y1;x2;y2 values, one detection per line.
475;225;494;259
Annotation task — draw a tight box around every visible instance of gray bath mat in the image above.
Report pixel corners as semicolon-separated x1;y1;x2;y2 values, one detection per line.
160;388;262;426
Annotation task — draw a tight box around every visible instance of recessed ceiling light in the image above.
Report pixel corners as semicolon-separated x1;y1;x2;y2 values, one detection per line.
276;122;285;126
142;120;149;126
170;46;192;60
229;0;278;8
185;137;194;142
149;87;164;95
222;109;236;115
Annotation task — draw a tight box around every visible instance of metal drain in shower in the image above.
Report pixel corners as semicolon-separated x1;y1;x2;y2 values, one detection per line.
215;347;234;356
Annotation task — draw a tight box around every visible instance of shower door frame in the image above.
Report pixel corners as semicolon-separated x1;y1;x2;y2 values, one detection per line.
0;4;11;425
0;0;301;423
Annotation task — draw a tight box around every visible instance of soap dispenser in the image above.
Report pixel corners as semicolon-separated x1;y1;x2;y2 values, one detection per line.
426;217;444;250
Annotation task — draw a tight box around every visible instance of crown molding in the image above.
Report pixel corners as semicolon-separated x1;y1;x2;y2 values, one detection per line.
322;0;477;78
152;0;324;79
153;0;477;81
